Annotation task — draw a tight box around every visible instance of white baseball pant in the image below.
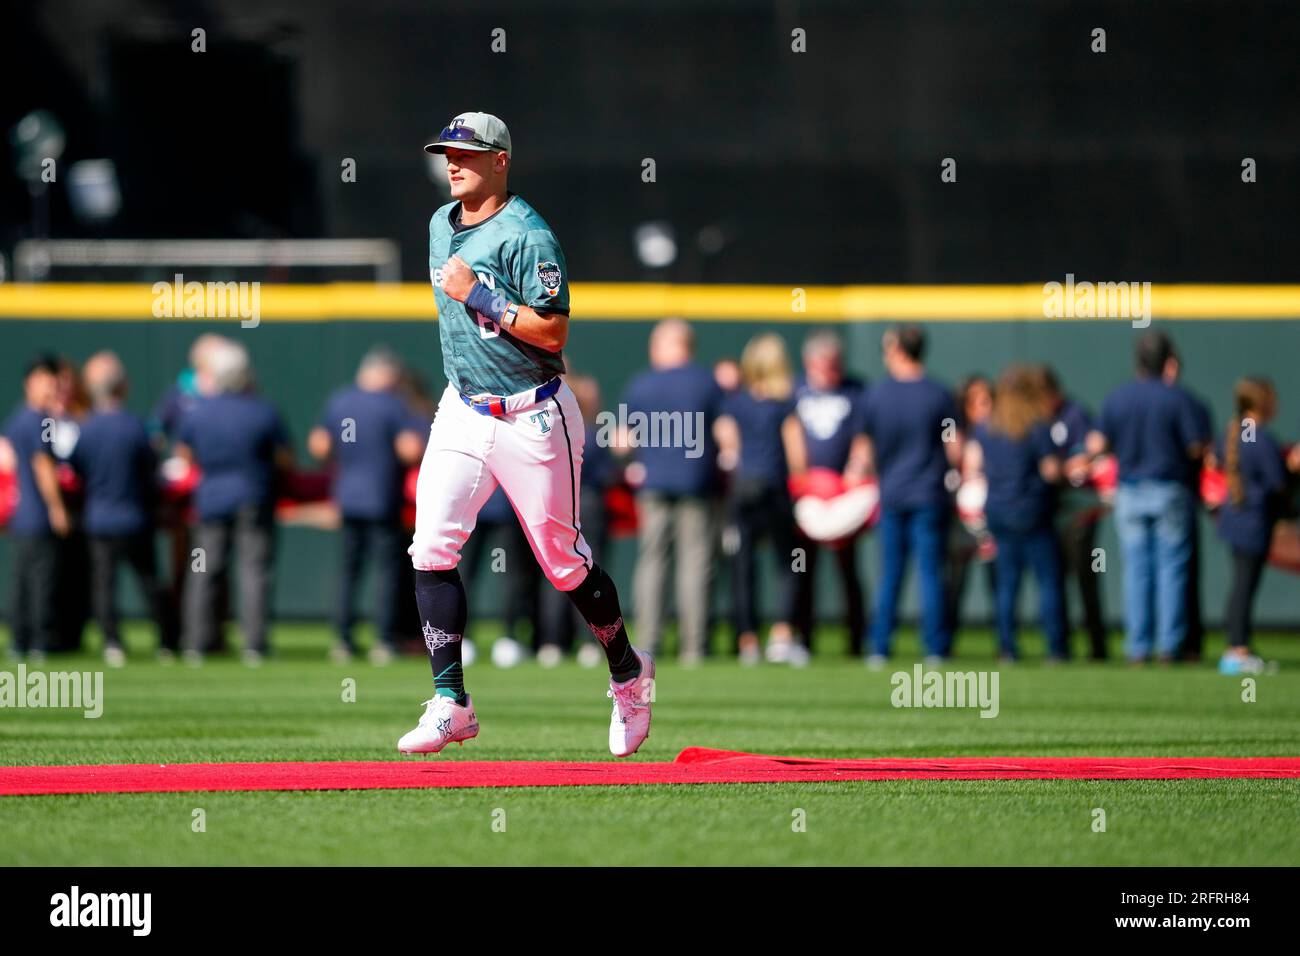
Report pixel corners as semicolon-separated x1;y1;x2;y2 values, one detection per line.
409;379;595;591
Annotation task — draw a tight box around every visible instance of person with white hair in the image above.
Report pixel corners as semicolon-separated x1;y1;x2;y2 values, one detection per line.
70;351;178;665
152;333;235;442
617;319;727;664
309;347;429;665
790;330;872;658
174;340;293;666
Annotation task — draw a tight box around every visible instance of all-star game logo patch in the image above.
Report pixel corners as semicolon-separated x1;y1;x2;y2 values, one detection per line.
536;260;562;296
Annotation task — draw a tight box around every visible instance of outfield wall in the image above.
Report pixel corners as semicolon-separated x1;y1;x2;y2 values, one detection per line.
2;284;1298;633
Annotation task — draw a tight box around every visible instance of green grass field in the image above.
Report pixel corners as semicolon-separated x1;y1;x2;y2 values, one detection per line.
2;622;1298;866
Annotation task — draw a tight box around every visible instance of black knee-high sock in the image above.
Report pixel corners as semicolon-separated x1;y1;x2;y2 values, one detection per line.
565;564;640;683
414;568;467;705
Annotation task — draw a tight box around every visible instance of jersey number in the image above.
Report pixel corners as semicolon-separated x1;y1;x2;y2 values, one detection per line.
431;265;500;339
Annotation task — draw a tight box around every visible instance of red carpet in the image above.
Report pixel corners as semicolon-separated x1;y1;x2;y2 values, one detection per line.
2;749;1298;796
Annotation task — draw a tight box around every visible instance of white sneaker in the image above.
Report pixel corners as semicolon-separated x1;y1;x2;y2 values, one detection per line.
537;644;562;668
461;637;478;667
608;648;655;757
368;644;394;667
397;694;479;754
104;645;127;668
766;639;810;667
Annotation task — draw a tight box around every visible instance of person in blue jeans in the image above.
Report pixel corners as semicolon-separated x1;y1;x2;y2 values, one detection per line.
962;366;1066;661
1092;332;1208;663
859;325;960;664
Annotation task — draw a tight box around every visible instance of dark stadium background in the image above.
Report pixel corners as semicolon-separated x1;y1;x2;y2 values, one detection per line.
1;0;1298;625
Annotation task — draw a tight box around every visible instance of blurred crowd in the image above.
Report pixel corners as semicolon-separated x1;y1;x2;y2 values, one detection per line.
3;323;1297;675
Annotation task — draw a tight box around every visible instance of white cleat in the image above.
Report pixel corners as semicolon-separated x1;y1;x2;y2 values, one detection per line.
608;648;655;757
397;694;479;754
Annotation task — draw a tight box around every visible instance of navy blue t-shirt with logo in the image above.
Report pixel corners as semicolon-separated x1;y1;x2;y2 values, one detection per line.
1216;429;1288;555
1099;378;1205;483
177;393;288;521
860;376;957;509
319;386;429;521
2;405;54;535
721;389;799;488
1047;397;1099;517
975;421;1059;532
1047;398;1093;457
793;377;867;472
621;363;724;496
70;409;157;536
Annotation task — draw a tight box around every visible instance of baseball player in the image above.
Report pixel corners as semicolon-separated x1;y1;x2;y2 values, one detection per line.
398;111;654;756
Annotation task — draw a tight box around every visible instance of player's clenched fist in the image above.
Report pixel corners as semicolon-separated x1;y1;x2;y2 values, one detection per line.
439;255;476;302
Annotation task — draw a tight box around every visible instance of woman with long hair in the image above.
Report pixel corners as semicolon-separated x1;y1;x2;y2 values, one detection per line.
961;365;1066;661
943;374;996;651
1216;378;1286;675
715;333;808;665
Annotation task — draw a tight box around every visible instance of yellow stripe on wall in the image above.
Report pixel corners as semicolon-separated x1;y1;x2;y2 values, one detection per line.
1;283;1299;321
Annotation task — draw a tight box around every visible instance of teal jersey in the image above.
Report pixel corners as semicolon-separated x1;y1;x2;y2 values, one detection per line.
428;194;569;396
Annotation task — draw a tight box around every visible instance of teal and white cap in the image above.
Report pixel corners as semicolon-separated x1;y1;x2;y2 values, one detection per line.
425;112;512;156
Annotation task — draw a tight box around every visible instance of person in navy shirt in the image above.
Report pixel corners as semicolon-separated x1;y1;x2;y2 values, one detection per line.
1216;379;1290;674
1094;332;1207;662
151;335;238;653
175;340;293;665
617;319;725;663
2;356;67;661
860;325;960;663
70;352;177;665
790;330;870;657
1039;366;1108;660
458;484;541;660
963;366;1066;660
538;373;618;662
151;334;232;444
1162;354;1214;662
715;332;808;664
309;348;429;664
943;373;995;654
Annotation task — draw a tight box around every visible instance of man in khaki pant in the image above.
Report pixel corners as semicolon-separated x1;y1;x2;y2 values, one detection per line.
618;320;725;663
